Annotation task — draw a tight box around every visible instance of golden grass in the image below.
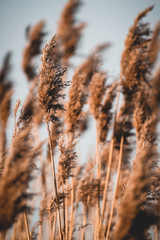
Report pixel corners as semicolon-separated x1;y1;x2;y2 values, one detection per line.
0;1;160;240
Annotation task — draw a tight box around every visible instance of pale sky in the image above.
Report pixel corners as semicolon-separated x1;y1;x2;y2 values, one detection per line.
0;0;160;99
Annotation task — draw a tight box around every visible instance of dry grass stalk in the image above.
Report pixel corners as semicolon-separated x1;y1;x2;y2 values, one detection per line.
38;163;48;240
65;44;108;134
48;190;70;237
0;125;41;232
81;205;87;240
66;45;107;240
110;9;160;239
1;2;160;239
47;123;63;240
99;80;120;232
77;177;104;209
99;82;117;143
38;36;68;123
89;72;107;120
113;144;159;240
99;138;114;234
105;135;124;240
38;36;68;239
89;71;107;236
113;81;159;239
47;119;63;161
56;0;85;66
0;53;13;164
24;212;30;240
149;21;160;64
57;135;77;238
57;135;77;187
22;21;46;81
0;90;13;160
121;6;153;97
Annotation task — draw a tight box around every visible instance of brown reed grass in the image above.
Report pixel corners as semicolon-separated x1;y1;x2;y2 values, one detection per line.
22;21;46;81
1;2;160;240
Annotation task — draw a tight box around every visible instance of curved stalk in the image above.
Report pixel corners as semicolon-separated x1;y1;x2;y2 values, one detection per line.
105;135;124;240
47;121;63;240
24;212;30;240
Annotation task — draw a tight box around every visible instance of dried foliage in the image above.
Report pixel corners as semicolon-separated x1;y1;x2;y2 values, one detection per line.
38;36;68;123
0;127;41;231
1;2;160;240
121;6;153;97
66;44;108;134
22;21;46;81
99;82;117;142
57;135;77;186
113;144;159;240
77;177;104;207
89;72;107;119
56;0;85;65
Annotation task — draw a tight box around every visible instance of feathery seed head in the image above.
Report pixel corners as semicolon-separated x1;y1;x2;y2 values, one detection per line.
38;36;68;123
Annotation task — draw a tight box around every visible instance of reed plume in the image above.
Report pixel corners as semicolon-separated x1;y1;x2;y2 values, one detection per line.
89;71;106;119
57;135;77;187
104;7;159;238
1;2;160;239
77;177;104;208
48;191;70;226
113;144;159;240
0;52;12;93
149;21;160;64
99;82;117;143
56;0;85;65
0;126;41;231
22;21;46;81
0;53;13;162
38;35;68;240
38;36;67;123
113;83;159;240
121;6;153;97
66;44;108;134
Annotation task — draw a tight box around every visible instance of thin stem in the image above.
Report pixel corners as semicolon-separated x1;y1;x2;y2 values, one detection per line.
95;120;100;240
24;212;30;240
69;174;74;240
99;138;114;230
81;206;87;240
99;80;121;233
52;213;57;240
106;135;124;240
103;179;113;236
47;121;63;240
69;133;75;240
93;208;97;240
62;182;66;238
87;162;95;205
65;180;69;240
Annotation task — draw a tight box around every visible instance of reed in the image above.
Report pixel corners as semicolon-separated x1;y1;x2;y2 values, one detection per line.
1;1;160;240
